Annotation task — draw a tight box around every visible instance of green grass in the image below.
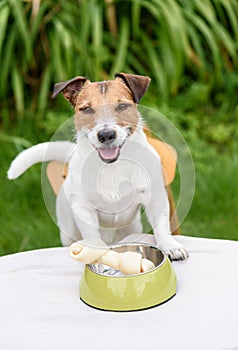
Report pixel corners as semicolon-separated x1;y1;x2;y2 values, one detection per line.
180;155;238;241
0;0;237;256
0;0;237;119
1;111;238;256
0;140;60;256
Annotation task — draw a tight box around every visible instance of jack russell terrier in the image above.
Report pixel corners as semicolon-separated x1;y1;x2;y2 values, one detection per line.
8;73;188;260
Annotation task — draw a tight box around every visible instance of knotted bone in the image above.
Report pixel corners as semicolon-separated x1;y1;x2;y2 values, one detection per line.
70;242;155;275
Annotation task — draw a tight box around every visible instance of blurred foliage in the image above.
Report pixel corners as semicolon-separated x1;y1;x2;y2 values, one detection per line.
1;0;238;254
0;0;237;125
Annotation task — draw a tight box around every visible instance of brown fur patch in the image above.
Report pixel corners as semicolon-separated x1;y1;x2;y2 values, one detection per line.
97;81;109;95
74;79;139;132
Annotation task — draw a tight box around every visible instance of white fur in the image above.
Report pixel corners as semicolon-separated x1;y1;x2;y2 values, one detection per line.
8;141;75;180
8;126;188;260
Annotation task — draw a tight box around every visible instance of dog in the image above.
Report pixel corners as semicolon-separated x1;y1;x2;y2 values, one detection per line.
8;73;188;260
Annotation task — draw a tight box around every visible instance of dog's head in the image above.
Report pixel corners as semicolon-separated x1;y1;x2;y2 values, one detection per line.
52;73;150;163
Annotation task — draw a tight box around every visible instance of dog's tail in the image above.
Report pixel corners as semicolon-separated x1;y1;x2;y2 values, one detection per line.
7;141;76;180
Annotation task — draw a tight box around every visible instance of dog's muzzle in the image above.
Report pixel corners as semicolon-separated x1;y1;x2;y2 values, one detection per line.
97;129;120;163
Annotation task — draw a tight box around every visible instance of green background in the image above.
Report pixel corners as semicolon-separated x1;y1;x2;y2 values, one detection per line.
0;0;238;255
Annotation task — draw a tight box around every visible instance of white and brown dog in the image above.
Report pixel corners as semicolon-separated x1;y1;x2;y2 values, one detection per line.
8;73;188;260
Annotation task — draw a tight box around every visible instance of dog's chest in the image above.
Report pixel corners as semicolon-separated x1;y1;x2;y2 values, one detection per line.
84;160;150;210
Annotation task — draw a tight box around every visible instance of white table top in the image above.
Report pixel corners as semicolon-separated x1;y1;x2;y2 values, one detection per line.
1;235;238;350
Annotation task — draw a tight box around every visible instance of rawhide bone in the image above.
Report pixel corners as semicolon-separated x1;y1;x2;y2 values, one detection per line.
70;242;155;275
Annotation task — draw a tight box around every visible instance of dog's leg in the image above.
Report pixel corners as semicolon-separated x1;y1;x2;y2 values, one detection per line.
56;187;82;246
69;189;104;245
57;187;103;246
145;183;189;260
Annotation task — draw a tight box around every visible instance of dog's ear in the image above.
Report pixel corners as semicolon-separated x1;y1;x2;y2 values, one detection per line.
115;73;151;103
52;76;89;106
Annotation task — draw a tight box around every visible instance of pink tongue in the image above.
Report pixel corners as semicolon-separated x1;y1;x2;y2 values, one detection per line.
98;147;119;160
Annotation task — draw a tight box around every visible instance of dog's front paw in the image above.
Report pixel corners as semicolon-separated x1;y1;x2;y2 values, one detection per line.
159;237;189;261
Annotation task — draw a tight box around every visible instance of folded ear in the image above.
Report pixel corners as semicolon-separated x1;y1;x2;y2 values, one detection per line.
115;73;151;103
52;76;89;106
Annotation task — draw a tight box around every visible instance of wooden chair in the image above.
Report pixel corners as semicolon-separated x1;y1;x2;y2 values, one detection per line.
47;131;181;235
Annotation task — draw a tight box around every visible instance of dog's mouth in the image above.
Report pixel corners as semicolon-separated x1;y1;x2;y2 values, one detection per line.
97;146;120;163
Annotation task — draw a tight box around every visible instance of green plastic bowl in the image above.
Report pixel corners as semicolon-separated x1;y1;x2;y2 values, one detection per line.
80;242;176;311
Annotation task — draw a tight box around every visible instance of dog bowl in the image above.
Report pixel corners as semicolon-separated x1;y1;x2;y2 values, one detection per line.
80;242;176;311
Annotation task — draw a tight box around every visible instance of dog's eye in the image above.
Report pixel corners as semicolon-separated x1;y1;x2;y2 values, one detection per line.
80;106;95;114
117;103;130;111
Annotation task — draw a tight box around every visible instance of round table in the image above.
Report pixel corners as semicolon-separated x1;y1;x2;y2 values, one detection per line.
1;235;238;350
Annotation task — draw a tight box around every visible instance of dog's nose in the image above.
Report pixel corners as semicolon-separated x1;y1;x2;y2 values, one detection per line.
98;130;116;144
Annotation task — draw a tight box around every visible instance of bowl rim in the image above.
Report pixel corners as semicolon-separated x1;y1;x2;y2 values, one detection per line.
87;241;167;278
